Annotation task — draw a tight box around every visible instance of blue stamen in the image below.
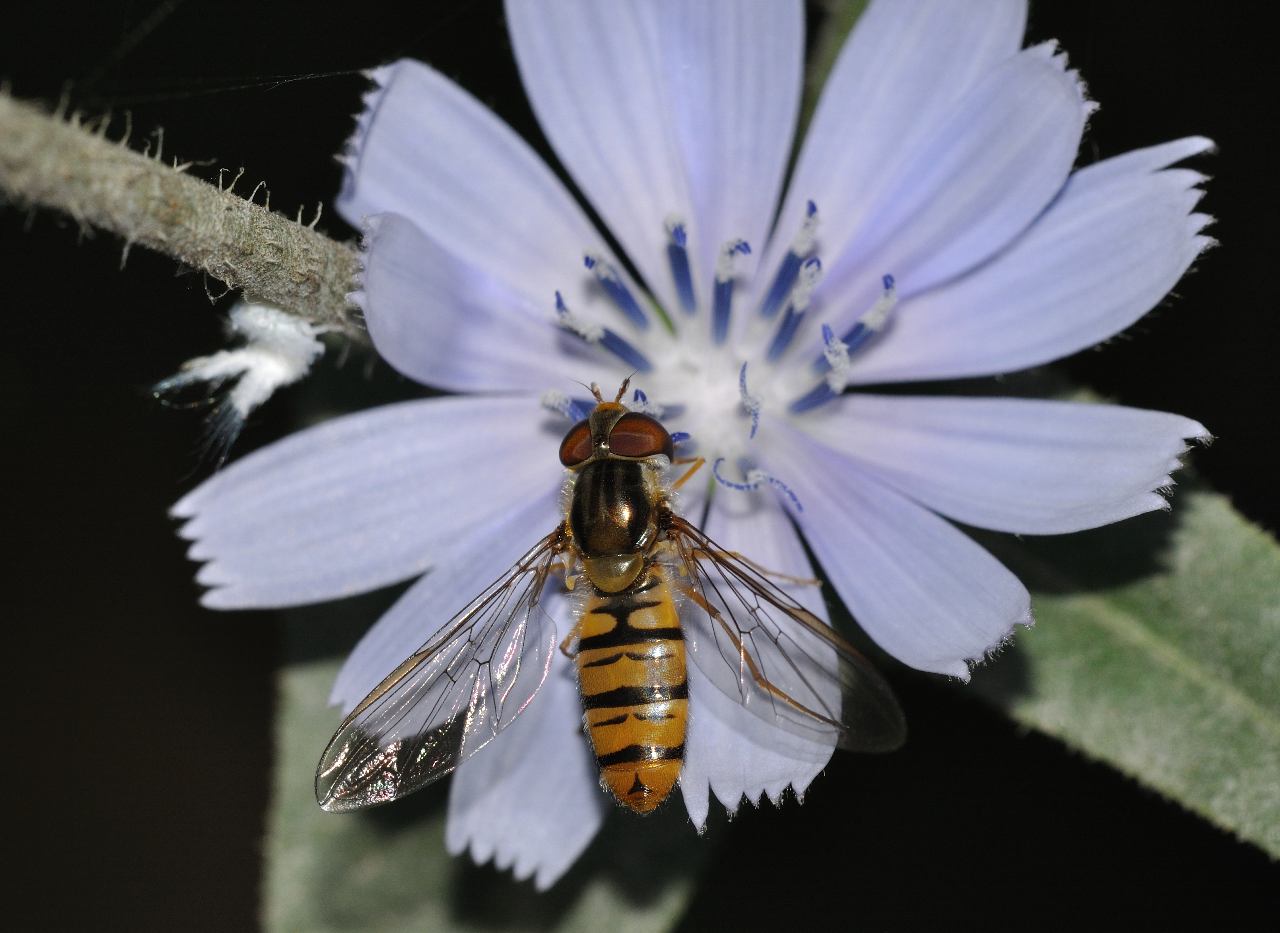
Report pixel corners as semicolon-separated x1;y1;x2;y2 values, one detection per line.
712;457;754;491
788;382;838;414
633;388;648;404
599;331;653;372
584;254;648;330
554;291;654;373
670;431;691;446
837;273;897;353
762;472;805;513
759;252;802;320
739;362;761;439
766;257;822;362
665;219;696;314
711;458;805;513
712;239;751;345
758;201;818;319
812;273;899;372
540;392;594;422
767;307;805;362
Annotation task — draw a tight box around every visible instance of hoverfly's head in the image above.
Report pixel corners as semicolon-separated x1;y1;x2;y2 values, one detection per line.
558;379;675;471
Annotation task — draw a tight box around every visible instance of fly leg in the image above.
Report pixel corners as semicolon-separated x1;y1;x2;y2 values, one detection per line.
559;620;582;658
670;456;706;491
687;548;819;586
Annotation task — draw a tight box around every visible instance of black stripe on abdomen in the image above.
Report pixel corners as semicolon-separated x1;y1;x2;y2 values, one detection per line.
581;682;689;710
578;621;682;652
595;743;686;767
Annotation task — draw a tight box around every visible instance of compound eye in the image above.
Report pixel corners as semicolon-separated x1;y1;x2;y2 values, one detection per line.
608;412;674;461
558;420;593;467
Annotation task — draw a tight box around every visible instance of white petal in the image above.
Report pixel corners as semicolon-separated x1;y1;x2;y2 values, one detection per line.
446;619;608;891
815;46;1090;336
654;0;804;298
680;492;835;829
329;489;563;711
337;60;637;346
801;395;1209;535
175;396;559;608
757;0;1027;303
507;0;694;313
850;138;1215;383
774;422;1032;678
359;214;623;392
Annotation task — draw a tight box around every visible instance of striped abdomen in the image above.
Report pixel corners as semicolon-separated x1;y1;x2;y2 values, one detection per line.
576;567;687;812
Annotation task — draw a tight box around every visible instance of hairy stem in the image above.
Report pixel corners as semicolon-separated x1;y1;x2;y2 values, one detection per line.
0;92;364;337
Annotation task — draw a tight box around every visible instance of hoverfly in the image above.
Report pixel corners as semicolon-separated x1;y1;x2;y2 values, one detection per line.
316;380;905;815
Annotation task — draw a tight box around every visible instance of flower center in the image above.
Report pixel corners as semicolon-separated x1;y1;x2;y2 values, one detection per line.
547;207;897;484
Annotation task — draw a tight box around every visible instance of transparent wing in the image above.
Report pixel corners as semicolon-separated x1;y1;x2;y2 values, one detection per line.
668;516;905;753
316;529;565;812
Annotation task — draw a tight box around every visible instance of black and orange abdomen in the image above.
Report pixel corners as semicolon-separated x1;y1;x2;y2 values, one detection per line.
576;567;687;812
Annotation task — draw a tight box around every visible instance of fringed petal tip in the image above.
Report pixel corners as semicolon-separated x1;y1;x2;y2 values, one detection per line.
959;605;1037;683
443;656;607;893
342;212;384;318
335;64;398;215
680;772;818;837
1027;39;1097;118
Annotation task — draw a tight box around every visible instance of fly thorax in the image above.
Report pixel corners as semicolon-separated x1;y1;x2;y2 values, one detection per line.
571;459;657;592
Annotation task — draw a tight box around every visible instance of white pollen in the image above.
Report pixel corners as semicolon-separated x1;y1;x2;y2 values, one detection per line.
823;330;853;394
554;306;604;343
862;282;898;331
788;259;824;313
791;205;819;255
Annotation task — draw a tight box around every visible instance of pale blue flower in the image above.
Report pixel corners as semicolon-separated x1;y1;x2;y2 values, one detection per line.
176;0;1211;889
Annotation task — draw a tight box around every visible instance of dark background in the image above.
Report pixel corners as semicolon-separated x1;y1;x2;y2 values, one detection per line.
4;1;1277;930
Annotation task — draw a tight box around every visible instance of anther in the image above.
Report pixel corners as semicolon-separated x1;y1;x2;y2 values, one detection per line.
630;387;665;418
839;274;897;356
665;217;697;314
554;291;653;372
738;362;761;440
712;239;751;345
758;200;818;319
585;254;649;330
790;274;897;414
670;431;692;447
766;257;822;362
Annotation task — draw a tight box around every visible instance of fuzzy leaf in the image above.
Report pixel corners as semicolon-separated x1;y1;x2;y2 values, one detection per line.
264;608;710;932
971;484;1280;856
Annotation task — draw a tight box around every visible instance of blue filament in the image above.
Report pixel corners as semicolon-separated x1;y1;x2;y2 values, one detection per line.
666;222;696;314
758;201;817;319
767;307;806;362
584;255;648;330
788;382;838;414
712;239;750;345
712;279;734;343
599;331;653;372
554;291;653;373
759;252;802;319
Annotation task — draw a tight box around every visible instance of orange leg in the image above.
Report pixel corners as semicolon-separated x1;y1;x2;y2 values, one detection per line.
688;547;819;586
559;619;582;658
671;456;706;491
